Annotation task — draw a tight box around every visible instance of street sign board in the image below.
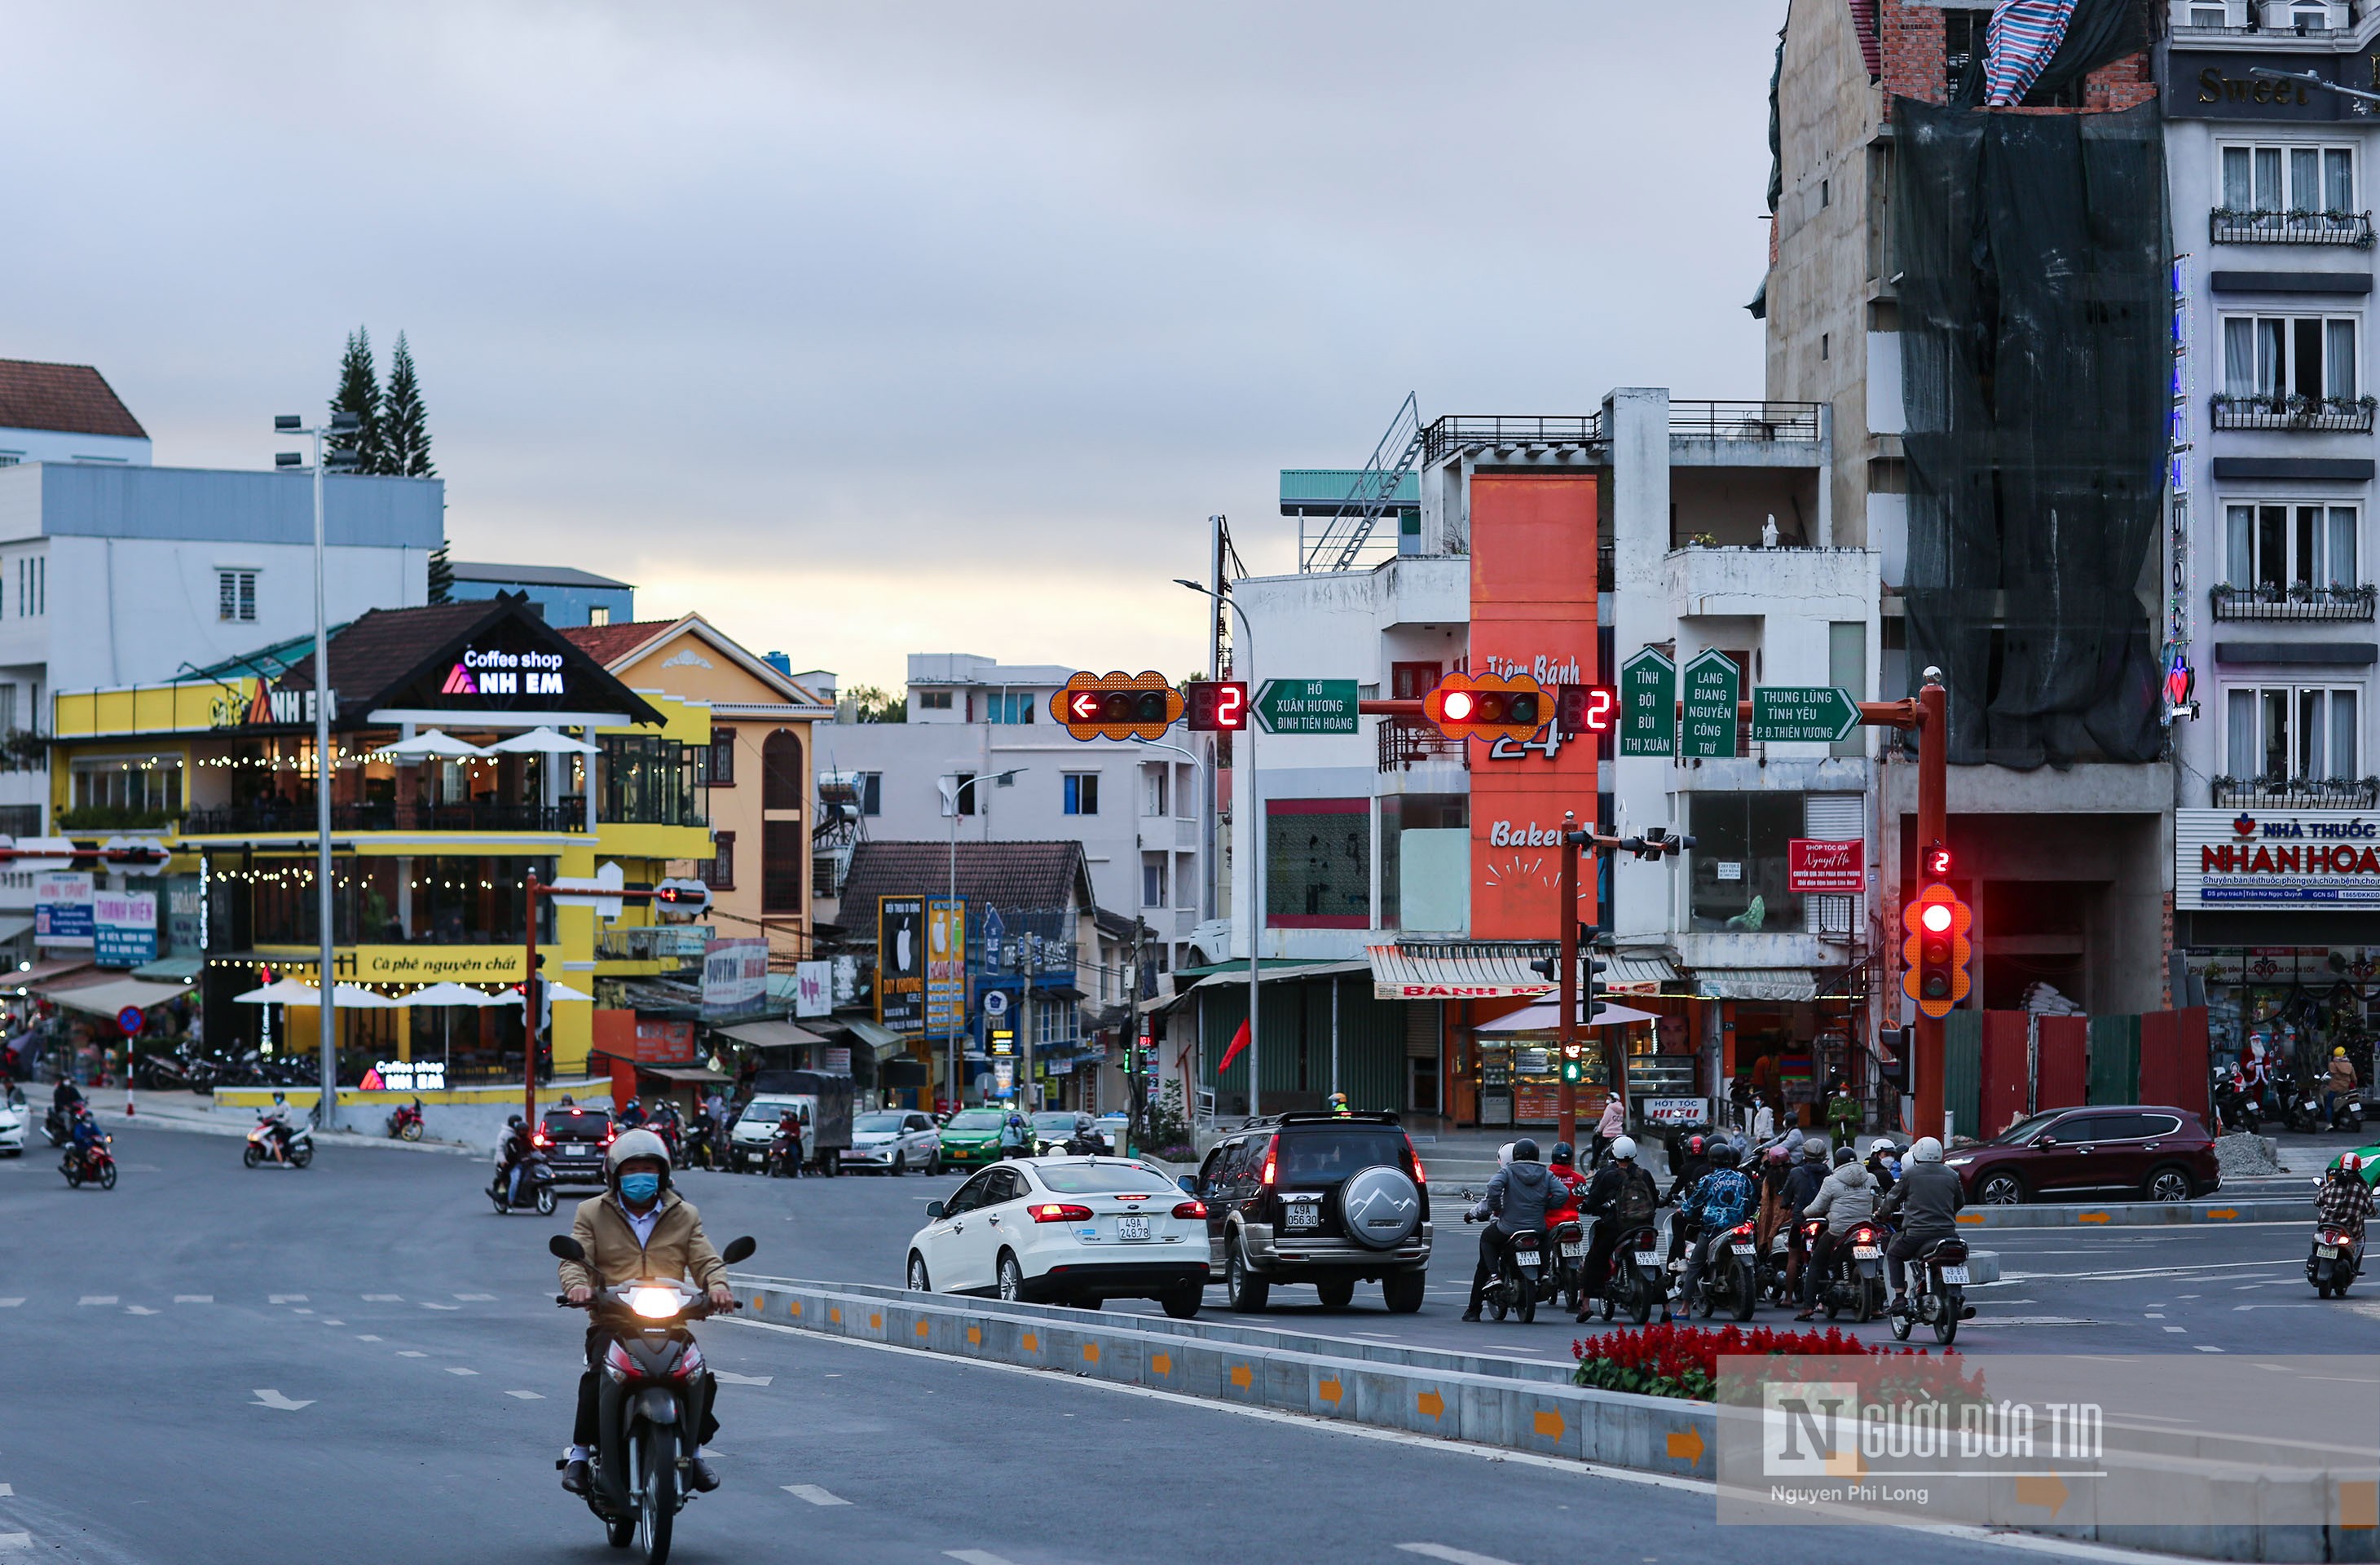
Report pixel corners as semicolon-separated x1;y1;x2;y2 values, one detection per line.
1254;678;1360;734
1619;647;1675;757
1750;685;1860;744
1679;650;1740;759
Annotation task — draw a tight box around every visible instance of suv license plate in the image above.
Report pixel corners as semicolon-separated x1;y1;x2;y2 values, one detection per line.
1938;1265;1970;1285
1285;1204;1319;1231
1117;1215;1150;1242
1634;1251;1660;1266
1561;1242;1583;1258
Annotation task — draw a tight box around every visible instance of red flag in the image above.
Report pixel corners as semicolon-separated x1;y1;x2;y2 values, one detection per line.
1217;1019;1250;1074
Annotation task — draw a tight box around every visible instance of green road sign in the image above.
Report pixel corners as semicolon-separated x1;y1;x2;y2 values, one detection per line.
1750;685;1861;744
1620;646;1676;757
1254;678;1360;735
1680;650;1740;759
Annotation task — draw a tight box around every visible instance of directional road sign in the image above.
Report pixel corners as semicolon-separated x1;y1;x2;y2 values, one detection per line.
1750;685;1861;744
1620;647;1676;757
1254;678;1360;735
1679;650;1740;759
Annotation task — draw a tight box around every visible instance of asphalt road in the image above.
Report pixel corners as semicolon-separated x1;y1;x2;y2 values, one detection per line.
0;1122;2119;1565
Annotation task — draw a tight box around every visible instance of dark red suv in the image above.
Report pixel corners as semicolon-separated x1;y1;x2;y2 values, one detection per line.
1943;1105;2219;1206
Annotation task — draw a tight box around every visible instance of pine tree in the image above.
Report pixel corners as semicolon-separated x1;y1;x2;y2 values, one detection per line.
381;331;434;477
329;327;386;472
427;540;453;605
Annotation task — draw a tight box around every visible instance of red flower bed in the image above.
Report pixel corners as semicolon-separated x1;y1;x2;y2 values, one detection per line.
1571;1322;1963;1402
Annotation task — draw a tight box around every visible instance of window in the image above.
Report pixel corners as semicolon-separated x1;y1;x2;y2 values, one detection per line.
1265;798;1369;929
2222;143;2355;215
2226;685;2360;778
17;557;43;617
1944;8;1990;90
857;773;881;816
1687;792;1807;931
763;819;803;911
1389;661;1443;700
2224;502;2360;589
2188;2;2228;24
218;568;257;624
1142;855;1168;908
918;690;953;710
588;606;610;627
0;685;17;734
761;730;803;810
1063;773;1100;816
702;831;736;890
597;736;707;826
985;691;1036;724
67;756;183;825
947;772;977;816
2221;313;2359;402
1143;765;1168;818
706;726;736;787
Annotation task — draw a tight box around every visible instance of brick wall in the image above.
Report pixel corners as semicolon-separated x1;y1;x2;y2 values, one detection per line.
1875;0;2154;119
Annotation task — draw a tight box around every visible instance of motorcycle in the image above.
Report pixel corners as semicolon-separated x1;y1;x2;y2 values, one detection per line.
1463;1212;1544;1323
43;1102;74;1148
764;1130;804;1179
1888;1234;1976;1344
1679;1219;1761;1321
1546;1216;1586;1312
244;1114;314;1168
1586;1221;1667;1325
2308;1224;2366;1298
2213;1066;2255;1137
551;1232;757;1563
677;1122;721;1172
60;1134;117;1190
386;1098;425;1141
488;1148;558;1215
2276;1066;2325;1135
1802;1219;1889;1323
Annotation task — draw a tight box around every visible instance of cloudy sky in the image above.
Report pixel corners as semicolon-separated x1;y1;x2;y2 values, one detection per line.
2;3;1781;690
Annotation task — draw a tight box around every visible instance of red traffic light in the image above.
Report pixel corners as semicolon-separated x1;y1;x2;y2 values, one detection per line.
1919;902;1953;934
1899;884;1973;1020
1421;672;1546;743
1053;672;1185;741
1185;680;1247;732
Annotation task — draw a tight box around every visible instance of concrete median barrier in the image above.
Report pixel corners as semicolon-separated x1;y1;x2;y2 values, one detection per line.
1953;1197;2307;1228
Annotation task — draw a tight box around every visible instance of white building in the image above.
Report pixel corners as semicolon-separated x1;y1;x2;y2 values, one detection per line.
0;360;152;468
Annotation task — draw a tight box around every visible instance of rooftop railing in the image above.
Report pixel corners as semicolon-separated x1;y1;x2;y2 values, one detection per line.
2210;207;2375;248
2210;582;2378;620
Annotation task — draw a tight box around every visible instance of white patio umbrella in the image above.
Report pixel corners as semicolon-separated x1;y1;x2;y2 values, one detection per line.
408;982;502;1082
331;984;403;1009
487;726;599;756
372;729;491;760
232;978;322;1004
538;979;596;1003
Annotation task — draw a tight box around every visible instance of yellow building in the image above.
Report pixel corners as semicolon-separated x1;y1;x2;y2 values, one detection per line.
46;593;712;1086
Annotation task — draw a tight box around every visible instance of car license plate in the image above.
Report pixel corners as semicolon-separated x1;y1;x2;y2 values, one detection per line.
1561;1242;1583;1258
1118;1215;1151;1242
1285;1203;1319;1231
1853;1245;1882;1259
2318;1245;2340;1259
1939;1265;1970;1285
1634;1251;1659;1267
1730;1243;1755;1255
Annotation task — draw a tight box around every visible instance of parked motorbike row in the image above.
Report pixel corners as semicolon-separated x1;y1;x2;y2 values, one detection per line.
132;1040;319;1094
2215;1061;2365;1137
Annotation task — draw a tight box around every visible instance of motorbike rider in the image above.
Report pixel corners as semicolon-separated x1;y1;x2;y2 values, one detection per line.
1571;1135;1659;1320
2318;1153;2373;1258
67;1101;105;1173
1462;1135;1555;1320
1877;1135;1966;1315
617;1096;646;1130
1864;1139;1900;1197
1775;1139;1830;1301
770;1108;805;1177
1795;1145;1879;1320
1665;1133;1709;1206
1063;1113;1104;1155
2326;1047;2361;1129
1754;1144;1792;1250
52;1074;84;1114
1591;1092;1626;1169
1675;1140;1756;1309
495;1113;531;1205
557;1128;735;1497
685;1101;719;1170
1545;1140;1589;1231
263;1091;298;1161
1327;1091;1352;1118
998;1113;1032;1158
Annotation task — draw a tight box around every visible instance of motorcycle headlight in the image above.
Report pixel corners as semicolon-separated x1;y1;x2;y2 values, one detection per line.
628;1286;680;1320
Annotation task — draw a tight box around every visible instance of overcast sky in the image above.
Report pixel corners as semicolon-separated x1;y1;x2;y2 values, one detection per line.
2;3;1781;690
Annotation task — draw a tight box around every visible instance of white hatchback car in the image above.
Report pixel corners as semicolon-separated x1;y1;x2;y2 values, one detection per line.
0;1087;24;1156
844;1109;941;1175
907;1155;1210;1316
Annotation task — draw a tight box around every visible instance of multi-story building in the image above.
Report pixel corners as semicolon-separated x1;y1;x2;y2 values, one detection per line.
450;561;633;627
1207;390;1866;1131
0;359;151;467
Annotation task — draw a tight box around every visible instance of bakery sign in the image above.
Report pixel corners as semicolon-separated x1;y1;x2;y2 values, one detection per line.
2178;809;2380;909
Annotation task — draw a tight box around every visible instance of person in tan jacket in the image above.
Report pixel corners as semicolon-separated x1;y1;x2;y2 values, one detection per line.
558;1128;735;1497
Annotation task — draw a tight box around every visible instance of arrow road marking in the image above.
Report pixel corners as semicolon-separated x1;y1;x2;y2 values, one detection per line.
715;1371;774;1386
250;1389;313;1411
1398;1545;1523;1565
505;1391;544;1400
268;1294;307;1304
784;1484;848;1505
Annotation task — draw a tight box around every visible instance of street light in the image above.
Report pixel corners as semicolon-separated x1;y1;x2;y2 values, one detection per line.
945;768;1025;1112
1175;577;1261;1120
272;409;361;1130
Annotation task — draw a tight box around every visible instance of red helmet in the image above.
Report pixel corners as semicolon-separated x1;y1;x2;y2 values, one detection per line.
2342;1153;2364;1177
1688;1135;1705;1155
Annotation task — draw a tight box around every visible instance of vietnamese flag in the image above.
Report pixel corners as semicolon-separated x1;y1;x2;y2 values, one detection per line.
1217;1019;1250;1074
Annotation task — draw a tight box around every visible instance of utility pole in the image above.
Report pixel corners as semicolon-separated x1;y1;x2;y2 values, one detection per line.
1912;672;1949;1138
1542;815;1690;1148
1176;575;1260;1118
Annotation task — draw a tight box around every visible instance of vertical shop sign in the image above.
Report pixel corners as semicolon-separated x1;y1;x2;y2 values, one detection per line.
877;896;925;1032
926;897;967;1032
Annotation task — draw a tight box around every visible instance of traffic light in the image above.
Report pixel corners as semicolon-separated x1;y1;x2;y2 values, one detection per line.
1421;672;1545;743
1922;841;1953;884
1899;883;1973;1020
1559;1054;1587;1084
1053;671;1185;741
1184;680;1248;732
652;878;712;922
1554;684;1617;740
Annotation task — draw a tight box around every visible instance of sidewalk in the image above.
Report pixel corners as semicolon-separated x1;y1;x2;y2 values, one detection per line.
71;1087;477;1157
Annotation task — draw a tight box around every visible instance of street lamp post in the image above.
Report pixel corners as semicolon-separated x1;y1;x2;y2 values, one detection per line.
274;411;360;1130
1175;578;1260;1120
945;768;1025;1110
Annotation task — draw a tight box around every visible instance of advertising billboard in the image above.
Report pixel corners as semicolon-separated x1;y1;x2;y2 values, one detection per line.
2178;809;2380;908
926;898;967;1033
700;937;769;1021
878;896;925;1032
35;871;94;948
94;888;159;968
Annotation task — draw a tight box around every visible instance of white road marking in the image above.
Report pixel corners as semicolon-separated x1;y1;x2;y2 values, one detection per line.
0;1483;11;1495
398;1351;427;1358
2234;1303;2318;1311
174;1295;211;1303
356;1334;382;1342
321;1319;344;1325
784;1484;850;1505
714;1371;774;1386
268;1294;307;1304
123;1306;156;1316
420;1302;460;1311
2197;1345;2227;1353
445;1368;478;1377
1399;1545;1521;1565
77;1296;117;1306
455;1293;497;1301
945;1553;1015;1565
292;1308;314;1315
505;1391;544;1400
0;1532;28;1550
0;1300;20;1308
362;1294;401;1301
2162;1326;2187;1334
250;1389;314;1411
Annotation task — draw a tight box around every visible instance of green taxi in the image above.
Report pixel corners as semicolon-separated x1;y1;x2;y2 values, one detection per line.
938;1108;1011;1168
2327;1145;2380;1187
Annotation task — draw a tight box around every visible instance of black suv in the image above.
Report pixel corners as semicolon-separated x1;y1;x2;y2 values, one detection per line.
1192;1113;1431;1313
537;1104;615;1188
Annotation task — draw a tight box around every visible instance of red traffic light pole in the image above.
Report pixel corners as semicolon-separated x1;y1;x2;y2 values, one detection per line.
520;870;710;1127
1549;815;1690;1148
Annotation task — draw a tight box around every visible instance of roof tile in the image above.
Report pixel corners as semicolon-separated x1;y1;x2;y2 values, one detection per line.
0;359;145;439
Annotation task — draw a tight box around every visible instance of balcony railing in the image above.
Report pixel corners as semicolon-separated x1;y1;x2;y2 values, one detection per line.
2210;391;2378;432
2211;775;2380;808
2210;581;2378;620
2210;207;2376;248
1668;400;1822;442
183;800;588;835
1379;718;1469;773
1421;414;1602;465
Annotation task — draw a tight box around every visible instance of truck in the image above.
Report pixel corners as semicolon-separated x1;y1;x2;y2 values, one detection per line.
730;1069;855;1176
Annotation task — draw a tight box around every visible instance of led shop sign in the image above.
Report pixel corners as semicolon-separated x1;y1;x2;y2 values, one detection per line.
445;647;567;699
2179;809;2380;909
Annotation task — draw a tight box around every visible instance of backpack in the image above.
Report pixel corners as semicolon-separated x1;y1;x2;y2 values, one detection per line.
1611;1163;1658;1227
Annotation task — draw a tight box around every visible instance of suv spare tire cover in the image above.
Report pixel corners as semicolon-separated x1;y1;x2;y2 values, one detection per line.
1338;1165;1423;1250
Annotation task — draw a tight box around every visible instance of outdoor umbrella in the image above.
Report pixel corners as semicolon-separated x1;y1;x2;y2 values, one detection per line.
372;730;490;760
487;726;599;756
331;985;403;1009
231;978;322;1004
407;982;501;1082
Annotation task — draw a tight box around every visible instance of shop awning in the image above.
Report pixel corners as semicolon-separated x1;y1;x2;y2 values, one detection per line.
1366;944;1553;1001
45;976;192;1021
131;955;203;981
1694;968;1818;1003
835;1018;913;1061
1190;959;1371;993
716;1020;829;1051
0;916;33;944
13;956;95;993
1605;950;1681;994
1473;999;1664;1034
640;1065;734;1084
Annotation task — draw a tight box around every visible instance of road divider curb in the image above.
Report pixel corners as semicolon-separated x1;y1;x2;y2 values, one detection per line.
1952;1198;2307;1228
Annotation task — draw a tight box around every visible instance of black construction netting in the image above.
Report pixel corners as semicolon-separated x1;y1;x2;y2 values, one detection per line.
1894;95;2169;769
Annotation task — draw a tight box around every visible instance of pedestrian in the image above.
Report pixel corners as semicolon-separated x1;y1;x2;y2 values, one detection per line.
1591;1092;1626;1169
1827;1082;1861;1144
2326;1047;2360;1130
1750;1096;1776;1144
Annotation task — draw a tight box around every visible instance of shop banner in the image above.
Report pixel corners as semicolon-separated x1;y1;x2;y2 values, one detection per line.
878;896;925;1033
795;959;833;1019
2177;809;2380;909
1640;1096;1711;1126
700;937;769;1021
94;888;159;968
1787;838;1864;893
340;945;526;983
925;898;967;1033
35;871;93;948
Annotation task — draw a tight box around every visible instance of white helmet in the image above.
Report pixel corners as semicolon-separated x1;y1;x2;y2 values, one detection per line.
1609;1135;1637;1162
1910;1135;1944;1163
1497;1141;1514;1168
606;1127;672;1189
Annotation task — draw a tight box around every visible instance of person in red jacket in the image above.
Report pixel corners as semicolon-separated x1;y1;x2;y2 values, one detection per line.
1545;1140;1591;1227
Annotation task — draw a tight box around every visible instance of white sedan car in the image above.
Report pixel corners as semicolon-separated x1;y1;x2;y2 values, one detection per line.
844;1109;941;1175
0;1089;23;1155
906;1155;1210;1317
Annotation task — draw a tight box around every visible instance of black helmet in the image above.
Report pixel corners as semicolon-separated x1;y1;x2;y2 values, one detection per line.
1709;1141;1741;1168
1549;1140;1575;1166
1511;1137;1540;1162
1833;1145;1857;1167
508;1113;524;1129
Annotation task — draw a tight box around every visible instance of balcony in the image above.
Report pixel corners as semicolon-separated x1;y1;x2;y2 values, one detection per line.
1668;400;1822;443
1421;414;1601;465
2211;775;2380;808
1379;718;1469;774
2210;392;2378;432
2210;582;2378;620
2210;208;2375;248
183;800;587;835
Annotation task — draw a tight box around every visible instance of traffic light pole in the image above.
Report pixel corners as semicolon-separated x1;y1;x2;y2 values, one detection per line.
1913;675;1948;1140
1558;821;1578;1148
